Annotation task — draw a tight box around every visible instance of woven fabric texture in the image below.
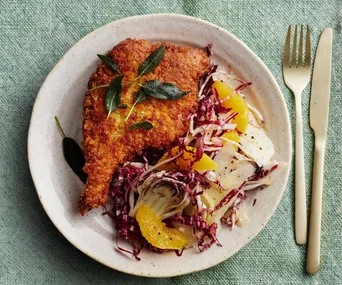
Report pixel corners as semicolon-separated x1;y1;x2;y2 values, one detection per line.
0;0;341;284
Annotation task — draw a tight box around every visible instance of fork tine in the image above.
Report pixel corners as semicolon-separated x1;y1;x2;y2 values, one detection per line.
298;25;303;67
305;25;311;67
291;25;298;67
283;26;291;67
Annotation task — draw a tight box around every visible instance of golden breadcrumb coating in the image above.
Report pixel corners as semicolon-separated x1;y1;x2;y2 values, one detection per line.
79;38;209;214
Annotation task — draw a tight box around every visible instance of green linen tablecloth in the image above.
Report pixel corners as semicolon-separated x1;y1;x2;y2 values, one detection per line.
1;0;341;284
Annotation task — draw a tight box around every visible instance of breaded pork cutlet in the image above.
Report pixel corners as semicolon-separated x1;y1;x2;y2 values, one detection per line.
79;38;209;215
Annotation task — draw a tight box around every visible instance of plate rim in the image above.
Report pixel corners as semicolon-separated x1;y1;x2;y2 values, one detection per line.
27;13;292;277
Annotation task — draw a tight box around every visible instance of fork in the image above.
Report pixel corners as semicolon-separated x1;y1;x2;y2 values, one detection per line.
283;25;311;245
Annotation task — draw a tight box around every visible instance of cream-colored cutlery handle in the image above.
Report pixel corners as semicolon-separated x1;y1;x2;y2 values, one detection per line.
306;140;325;274
295;93;307;245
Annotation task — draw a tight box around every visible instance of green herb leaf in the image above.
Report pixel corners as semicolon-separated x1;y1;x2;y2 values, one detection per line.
55;116;66;138
134;89;148;103
142;80;189;100
118;104;128;109
97;54;122;75
105;75;123;118
129;121;154;131
62;137;88;183
137;46;166;78
55;116;88;184
125;90;147;122
88;84;109;92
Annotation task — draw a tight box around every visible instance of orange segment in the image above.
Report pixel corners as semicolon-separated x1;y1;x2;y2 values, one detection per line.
213;80;234;99
221;130;240;151
157;146;218;171
212;81;249;133
224;93;249;133
136;204;187;250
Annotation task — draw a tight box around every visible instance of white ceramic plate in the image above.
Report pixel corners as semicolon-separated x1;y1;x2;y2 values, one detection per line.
28;14;291;277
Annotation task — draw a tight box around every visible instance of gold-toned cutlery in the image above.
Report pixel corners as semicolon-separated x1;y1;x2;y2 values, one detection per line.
306;28;333;274
283;25;311;245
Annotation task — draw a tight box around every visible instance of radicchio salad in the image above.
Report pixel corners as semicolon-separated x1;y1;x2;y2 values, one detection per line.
106;46;286;260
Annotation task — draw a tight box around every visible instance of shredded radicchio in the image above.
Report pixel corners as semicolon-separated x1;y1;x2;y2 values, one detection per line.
108;163;222;259
109;166;145;260
169;215;221;252
206;43;213;57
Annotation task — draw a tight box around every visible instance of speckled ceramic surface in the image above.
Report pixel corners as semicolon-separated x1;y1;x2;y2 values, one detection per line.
27;14;291;277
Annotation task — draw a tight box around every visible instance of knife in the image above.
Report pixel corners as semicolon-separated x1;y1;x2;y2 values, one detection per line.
306;28;333;274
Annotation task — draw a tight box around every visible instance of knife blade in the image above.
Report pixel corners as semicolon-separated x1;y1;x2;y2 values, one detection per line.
309;28;333;136
306;28;333;274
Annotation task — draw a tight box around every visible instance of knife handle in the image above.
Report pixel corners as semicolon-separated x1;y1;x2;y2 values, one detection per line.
295;94;307;245
306;140;325;274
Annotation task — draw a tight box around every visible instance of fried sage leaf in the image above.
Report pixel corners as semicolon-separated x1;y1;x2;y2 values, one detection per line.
134;89;148;103
125;90;148;122
129;121;154;131
137;46;166;78
105;75;123;118
97;54;122;75
55;116;87;184
142;80;189;100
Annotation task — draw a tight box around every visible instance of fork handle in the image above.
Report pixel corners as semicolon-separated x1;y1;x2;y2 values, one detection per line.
294;93;307;244
306;140;325;274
